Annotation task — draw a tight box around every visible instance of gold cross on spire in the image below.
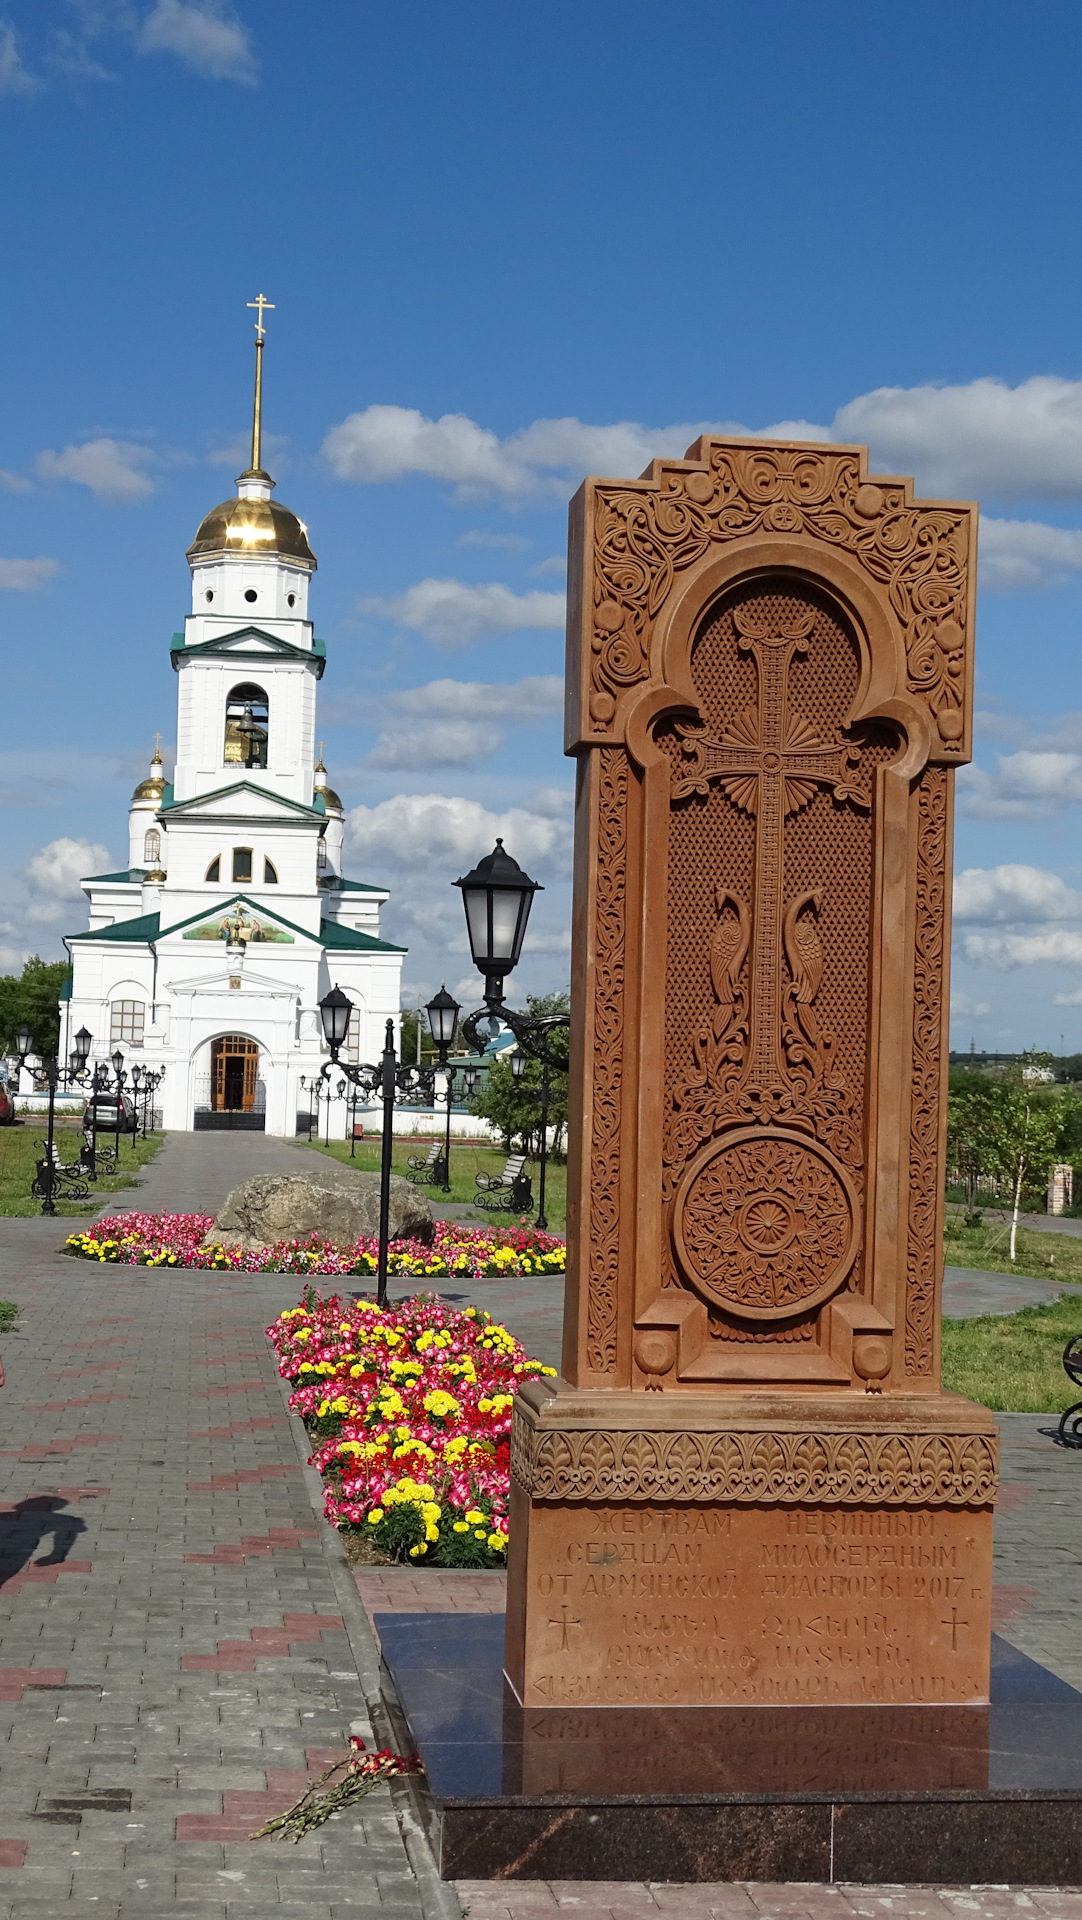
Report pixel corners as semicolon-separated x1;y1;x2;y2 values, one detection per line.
247;293;275;340
153;731;162;753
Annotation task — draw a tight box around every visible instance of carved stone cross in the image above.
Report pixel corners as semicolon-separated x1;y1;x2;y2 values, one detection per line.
672;602;869;1091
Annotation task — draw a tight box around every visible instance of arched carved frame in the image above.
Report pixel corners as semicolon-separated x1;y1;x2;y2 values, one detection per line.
599;538;940;1392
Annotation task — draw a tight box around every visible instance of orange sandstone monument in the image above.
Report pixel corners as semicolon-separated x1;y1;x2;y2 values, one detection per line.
505;435;998;1711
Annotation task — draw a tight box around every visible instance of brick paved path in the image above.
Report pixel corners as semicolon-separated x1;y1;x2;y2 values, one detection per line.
0;1131;454;1918
0;1132;1078;1917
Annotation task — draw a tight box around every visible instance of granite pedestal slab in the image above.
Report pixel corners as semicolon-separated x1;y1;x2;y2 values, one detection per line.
379;1613;1082;1882
507;1383;998;1709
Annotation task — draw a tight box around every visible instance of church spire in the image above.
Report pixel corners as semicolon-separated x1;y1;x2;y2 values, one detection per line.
241;293;275;482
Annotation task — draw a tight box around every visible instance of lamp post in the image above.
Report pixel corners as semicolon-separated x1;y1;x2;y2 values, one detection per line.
454;839;570;1072
317;986;459;1308
110;1047;126;1161
510;1045;555;1231
66;1027;96;1176
426;984;460;1195
13;1026;61;1216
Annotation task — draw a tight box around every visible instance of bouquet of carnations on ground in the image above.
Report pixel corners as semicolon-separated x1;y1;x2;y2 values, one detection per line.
252;1735;423;1841
268;1286;556;1569
65;1212;565;1278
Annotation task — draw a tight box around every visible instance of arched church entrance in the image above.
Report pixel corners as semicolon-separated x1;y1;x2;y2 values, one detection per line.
193;1035;266;1131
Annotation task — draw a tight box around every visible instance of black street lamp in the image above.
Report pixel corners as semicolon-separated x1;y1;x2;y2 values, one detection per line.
66;1028;98;1177
425;984;461;1194
13;1029;61;1215
110;1048;126;1160
317;987;458;1307
455;841;569;1071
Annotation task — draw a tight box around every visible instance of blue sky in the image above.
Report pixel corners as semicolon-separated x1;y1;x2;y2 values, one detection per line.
7;1;1082;1041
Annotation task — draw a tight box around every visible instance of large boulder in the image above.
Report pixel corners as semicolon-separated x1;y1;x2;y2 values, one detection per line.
204;1164;434;1252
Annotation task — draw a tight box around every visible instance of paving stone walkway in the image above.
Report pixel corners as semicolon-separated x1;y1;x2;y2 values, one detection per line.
0;1132;1078;1916
0;1131;455;1918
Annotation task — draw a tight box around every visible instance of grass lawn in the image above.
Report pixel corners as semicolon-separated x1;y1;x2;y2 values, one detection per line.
302;1135;568;1234
943;1291;1082;1413
943;1217;1082;1284
0;1121;165;1217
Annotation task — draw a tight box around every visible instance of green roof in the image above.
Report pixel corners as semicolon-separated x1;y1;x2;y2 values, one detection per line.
83;868;147;885
319;876;387;894
158;778;322;820
69;911;161;945
59;977;72;1001
320;919;406;954
170;627;326;676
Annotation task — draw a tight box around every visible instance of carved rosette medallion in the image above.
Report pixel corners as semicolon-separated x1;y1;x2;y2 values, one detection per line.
672;1125;860;1320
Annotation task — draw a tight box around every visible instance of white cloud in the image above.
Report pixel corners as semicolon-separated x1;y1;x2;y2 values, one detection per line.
1052;987;1082;1007
138;0;256;82
953;865;1082;924
360;578;565;649
323;404;727;501
0;468;32;494
830;378;1082;503
0;557;58;591
208;430;287;470
529;555;567;577
962;929;1082;969
35;437;157;502
345;793;571;878
957;748;1082;821
23;837;111;925
978;517;1082;591
324;378;1082;514
0;22;38;95
365;675;564;769
950;991;992;1019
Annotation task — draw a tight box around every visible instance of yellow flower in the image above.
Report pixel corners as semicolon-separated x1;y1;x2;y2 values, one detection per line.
473;1529;486;1540
453;1521;468;1533
487;1532;507;1552
367;1509;384;1524
465;1509;484;1525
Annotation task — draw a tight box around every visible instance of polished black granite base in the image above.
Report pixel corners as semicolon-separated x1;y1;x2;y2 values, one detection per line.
377;1613;1082;1882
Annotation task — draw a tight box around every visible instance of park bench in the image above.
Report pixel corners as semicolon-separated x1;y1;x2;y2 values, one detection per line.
31;1140;90;1203
407;1141;446;1187
473;1153;534;1215
1059;1336;1082;1449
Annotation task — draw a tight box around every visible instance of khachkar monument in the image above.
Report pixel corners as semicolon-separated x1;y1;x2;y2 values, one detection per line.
506;436;998;1710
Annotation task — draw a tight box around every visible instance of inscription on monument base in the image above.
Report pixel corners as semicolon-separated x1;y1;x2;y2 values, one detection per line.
507;1497;993;1708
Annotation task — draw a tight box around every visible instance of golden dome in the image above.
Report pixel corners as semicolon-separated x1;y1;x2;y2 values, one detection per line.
319;785;344;813
186;489;317;569
131;775;166;803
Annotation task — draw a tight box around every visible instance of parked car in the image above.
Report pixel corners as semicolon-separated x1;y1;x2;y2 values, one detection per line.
83;1092;138;1135
0;1082;14;1126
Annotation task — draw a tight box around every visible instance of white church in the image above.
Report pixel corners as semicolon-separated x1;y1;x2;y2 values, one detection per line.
63;313;405;1135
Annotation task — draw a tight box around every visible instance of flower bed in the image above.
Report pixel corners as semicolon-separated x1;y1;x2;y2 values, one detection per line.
65;1211;565;1277
268;1288;555;1567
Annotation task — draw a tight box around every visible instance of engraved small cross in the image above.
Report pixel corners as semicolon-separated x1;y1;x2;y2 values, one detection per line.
942;1608;969;1651
549;1606;582;1650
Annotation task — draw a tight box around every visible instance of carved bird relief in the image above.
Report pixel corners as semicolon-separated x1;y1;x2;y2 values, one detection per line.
710;887;750;1043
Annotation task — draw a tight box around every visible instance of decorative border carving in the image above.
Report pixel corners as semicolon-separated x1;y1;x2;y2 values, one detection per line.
906;766;948;1376
511;1416;998;1507
586;747;626;1373
589;445;970;751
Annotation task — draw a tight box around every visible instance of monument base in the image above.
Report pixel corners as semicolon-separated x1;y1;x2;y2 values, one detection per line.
377;1614;1082;1883
506;1382;998;1708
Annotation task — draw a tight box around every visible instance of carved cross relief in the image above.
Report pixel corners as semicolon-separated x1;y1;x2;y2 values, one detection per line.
666;597;871;1323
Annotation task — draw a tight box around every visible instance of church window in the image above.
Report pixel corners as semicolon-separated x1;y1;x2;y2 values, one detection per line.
143;828;160;865
110;1000;145;1046
232;848;253;883
244;589;258;603
346;1008;361;1063
317;837;328;871
263;857;278;884
205;590;214;602
223;683;268;768
287;593;296;607
205;856;221;883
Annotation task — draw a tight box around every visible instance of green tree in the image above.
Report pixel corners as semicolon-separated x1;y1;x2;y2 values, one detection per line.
468;992;570;1155
0;957;72;1060
977;1059;1071;1260
947;1068;1002;1219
